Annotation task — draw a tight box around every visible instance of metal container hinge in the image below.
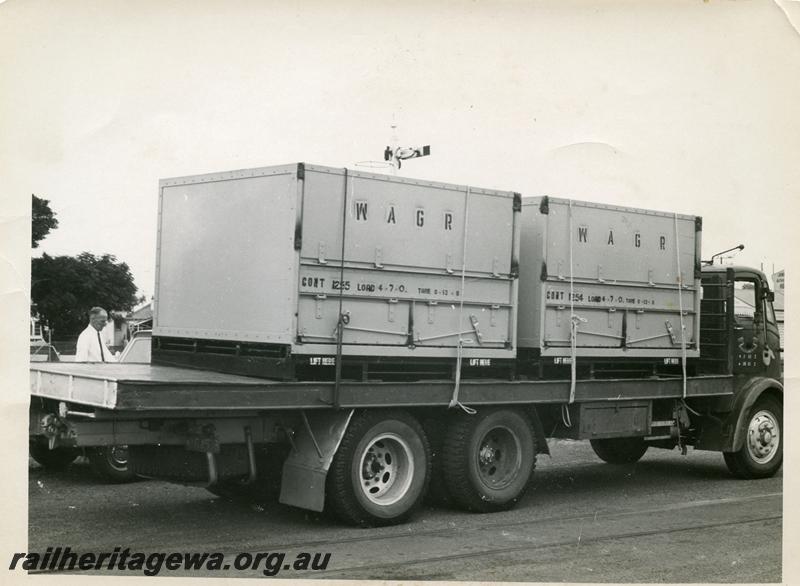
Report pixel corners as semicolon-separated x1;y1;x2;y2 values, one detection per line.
539;196;549;215
294;224;302;250
512;192;522;212
296;162;305;181
540;261;548;281
695;216;702;231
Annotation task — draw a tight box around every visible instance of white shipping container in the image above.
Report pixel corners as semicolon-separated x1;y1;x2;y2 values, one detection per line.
154;163;520;360
517;197;702;358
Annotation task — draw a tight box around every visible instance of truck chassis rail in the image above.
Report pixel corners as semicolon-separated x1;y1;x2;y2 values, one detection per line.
31;363;735;412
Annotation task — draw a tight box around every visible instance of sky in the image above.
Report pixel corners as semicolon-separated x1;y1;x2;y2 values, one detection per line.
2;0;799;306
2;1;800;580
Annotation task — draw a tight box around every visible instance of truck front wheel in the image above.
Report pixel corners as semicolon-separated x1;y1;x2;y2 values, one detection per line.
442;408;536;513
724;396;782;479
87;445;138;483
326;410;430;526
29;439;79;471
590;437;648;464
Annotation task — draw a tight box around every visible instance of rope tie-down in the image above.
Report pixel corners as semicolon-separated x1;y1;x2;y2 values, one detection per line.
673;212;692;454
449;186;477;415
561;199;587;428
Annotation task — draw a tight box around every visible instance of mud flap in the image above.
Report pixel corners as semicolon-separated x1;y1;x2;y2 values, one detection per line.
279;409;354;512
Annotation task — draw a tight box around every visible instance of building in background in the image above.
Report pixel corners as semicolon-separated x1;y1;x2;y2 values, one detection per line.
126;302;153;334
772;270;784;350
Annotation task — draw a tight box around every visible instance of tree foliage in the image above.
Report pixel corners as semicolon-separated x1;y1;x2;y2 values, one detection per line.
31;253;138;338
32;195;58;248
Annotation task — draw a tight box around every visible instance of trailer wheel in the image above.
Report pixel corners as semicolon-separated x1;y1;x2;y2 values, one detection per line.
326;410;430;527
590;437;648;464
29;439;79;471
87;445;138;483
442;408;536;513
723;396;782;479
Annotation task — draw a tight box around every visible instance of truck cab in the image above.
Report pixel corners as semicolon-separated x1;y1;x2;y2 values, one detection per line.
699;266;781;380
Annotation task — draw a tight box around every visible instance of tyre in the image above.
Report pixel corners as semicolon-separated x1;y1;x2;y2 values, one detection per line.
723;396;782;479
87;445;138;483
590;437;649;464
326;410;430;527
29;439;79;471
442;408;536;513
421;416;452;506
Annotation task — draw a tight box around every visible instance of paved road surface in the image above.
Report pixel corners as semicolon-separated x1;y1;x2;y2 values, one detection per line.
28;440;782;582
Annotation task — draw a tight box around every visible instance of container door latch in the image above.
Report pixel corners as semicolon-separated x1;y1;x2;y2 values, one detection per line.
469;314;483;345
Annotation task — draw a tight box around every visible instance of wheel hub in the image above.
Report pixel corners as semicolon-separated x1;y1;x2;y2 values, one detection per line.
362;452;385;479
475;427;522;489
109;445;129;466
479;445;498;466
359;434;414;506
746;410;780;464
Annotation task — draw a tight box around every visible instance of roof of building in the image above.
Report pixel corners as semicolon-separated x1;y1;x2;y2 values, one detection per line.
128;302;152;321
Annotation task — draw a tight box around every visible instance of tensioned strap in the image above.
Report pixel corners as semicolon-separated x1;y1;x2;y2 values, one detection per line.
449;186;476;415
674;212;688;399
568;199;577;405
562;199;581;428
333;169;349;409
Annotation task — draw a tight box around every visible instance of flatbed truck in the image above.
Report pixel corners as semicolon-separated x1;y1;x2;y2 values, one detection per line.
30;263;782;526
29;165;783;526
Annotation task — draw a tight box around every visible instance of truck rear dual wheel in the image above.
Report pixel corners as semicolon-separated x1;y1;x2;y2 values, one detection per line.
326;410;430;527
442;408;537;513
421;416;452;506
724;396;782;479
87;445;138;483
590;437;649;464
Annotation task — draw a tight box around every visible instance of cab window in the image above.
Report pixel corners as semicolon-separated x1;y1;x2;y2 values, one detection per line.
733;280;756;320
765;298;777;326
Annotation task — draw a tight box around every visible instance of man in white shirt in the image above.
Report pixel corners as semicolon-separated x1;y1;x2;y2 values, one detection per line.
75;307;118;362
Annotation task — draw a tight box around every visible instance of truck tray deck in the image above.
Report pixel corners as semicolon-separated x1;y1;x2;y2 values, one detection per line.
31;363;735;412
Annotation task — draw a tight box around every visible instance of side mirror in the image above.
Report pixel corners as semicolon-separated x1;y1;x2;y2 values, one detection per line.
765;290;775;302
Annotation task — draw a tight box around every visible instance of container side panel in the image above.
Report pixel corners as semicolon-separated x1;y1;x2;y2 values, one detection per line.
294;168;517;356
154;174;296;342
540;282;698;351
297;297;410;346
300;168;515;276
296;265;513;349
518;198;700;357
464;192;514;275
544;200;697;285
412;302;511;348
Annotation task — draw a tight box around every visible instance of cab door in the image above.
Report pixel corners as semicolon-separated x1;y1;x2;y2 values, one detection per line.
732;274;780;378
732;276;761;374
761;283;782;379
